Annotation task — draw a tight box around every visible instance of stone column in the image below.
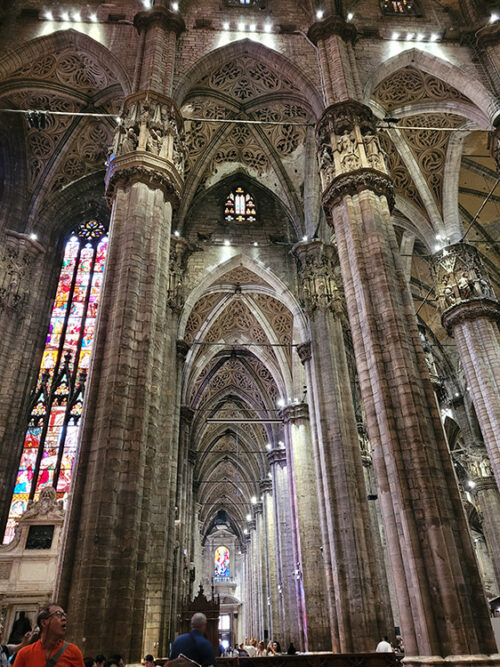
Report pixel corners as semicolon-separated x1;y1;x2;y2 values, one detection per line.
0;231;45;535
294;239;393;652
317;101;498;663
260;479;276;643
433;243;500;492
280;403;330;651
267;446;299;647
55;6;186;662
474;475;500;595
475;24;500;104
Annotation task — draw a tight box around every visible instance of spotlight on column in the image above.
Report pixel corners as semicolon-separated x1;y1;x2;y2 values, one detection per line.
61;10;69;21
29;233;38;241
347;12;354;20
43;10;53;20
316;9;324;19
302;235;308;241
406;32;415;40
172;1;179;9
251;496;257;504
416;33;424;41
238;22;245;30
430;33;439;41
71;10;81;21
249;24;256;31
223;21;230;30
391;32;400;39
174;230;180;237
490;13;499;22
265;443;272;450
277;398;284;408
264;21;272;32
224;239;230;246
468;480;476;489
90;13;98;22
244;528;248;535
246;513;252;521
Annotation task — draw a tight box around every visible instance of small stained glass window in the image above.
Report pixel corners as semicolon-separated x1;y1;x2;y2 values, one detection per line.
380;0;421;15
215;545;230;580
3;220;108;544
224;187;257;224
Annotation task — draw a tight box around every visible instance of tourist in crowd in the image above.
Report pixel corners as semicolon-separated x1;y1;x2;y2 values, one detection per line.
144;655;155;667
170;613;216;667
13;603;85;666
376;636;393;652
286;643;296;655
95;656;106;667
256;640;266;656
266;641;276;656
84;658;96;667
0;620;31;667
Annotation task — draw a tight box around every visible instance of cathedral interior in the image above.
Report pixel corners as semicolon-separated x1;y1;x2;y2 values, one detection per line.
0;0;499;664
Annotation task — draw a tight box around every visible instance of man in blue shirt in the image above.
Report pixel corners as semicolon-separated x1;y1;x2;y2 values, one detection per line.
170;614;216;667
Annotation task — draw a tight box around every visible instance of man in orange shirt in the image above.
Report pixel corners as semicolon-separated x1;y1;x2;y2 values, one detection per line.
14;603;84;667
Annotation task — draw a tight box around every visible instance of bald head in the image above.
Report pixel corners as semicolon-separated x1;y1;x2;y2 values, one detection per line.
191;613;207;632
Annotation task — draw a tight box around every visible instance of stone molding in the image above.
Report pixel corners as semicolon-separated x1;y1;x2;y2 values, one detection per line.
307;16;357;45
253;502;263;516
279;402;309;424
473;476;498;494
180;405;195;424
105;156;183;205
402;654;500;667
248;519;256;531
267;448;287;467
442;298;500;334
296;341;312;364
322;169;395;211
317;101;378;137
491;124;500;173
188;448;197;465
134;6;186;36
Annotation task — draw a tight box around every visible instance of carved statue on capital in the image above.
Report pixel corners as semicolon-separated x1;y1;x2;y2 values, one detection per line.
168;236;193;312
316;101;393;209
294;240;344;316
107;90;185;203
0;231;44;314
432;243;498;331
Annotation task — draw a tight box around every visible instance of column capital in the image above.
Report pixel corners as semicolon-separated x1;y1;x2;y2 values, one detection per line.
293;240;344;316
316;102;394;210
476;21;500;49
248;519;256;531
432;243;499;334
279;402;309;424
472;476;498;493
307;15;357;45
253;502;263;516
106;91;185;205
259;479;272;495
296;341;312;364
187;449;197;465
134;6;185;36
266;447;287;467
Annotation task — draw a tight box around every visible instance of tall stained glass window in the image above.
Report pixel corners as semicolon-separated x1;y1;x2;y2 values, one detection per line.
224;187;256;223
214;545;230;580
3;220;108;544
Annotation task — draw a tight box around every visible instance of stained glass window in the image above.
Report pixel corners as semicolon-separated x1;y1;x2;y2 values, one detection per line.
380;0;421;15
3;220;108;544
214;545;230;580
224;187;256;223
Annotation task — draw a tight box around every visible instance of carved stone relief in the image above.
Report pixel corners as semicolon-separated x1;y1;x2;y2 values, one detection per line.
378;132;426;212
373;66;471;110
0;232;43;313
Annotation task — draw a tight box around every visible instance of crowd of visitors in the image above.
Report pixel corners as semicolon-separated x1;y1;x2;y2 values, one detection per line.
2;603;403;666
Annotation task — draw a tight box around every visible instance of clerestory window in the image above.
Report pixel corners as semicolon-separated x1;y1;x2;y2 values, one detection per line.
224;187;257;223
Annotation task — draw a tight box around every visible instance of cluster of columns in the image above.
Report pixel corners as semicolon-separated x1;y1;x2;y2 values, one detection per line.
1;1;498;664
